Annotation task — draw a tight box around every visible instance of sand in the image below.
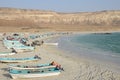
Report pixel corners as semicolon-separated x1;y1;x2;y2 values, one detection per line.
0;32;120;80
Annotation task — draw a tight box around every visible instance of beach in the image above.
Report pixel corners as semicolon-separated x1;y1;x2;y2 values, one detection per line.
0;32;120;80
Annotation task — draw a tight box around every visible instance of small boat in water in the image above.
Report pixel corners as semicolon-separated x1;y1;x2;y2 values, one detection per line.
0;55;41;63
9;67;61;79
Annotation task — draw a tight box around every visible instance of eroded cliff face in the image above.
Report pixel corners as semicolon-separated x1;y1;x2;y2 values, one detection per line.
0;8;120;31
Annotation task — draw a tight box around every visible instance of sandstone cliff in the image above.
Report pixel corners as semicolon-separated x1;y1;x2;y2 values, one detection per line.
0;8;120;32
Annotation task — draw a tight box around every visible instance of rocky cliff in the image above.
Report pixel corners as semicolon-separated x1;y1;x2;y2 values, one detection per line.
0;8;120;31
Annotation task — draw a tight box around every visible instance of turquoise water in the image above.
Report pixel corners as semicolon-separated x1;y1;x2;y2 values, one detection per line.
71;32;120;54
46;33;120;72
54;32;120;69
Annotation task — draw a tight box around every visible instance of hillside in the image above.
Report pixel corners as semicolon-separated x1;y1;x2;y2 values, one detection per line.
0;8;120;32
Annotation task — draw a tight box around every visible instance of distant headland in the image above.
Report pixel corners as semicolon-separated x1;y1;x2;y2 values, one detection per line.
0;7;120;32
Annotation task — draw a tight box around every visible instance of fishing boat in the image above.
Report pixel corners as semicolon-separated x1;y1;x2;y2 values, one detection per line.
0;52;16;56
9;61;64;70
3;37;22;49
9;63;56;70
13;46;35;52
9;67;61;79
0;55;41;63
3;37;34;52
44;43;58;46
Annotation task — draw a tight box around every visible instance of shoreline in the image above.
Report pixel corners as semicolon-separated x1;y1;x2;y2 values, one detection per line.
39;44;120;80
44;32;120;74
0;32;120;80
55;32;120;72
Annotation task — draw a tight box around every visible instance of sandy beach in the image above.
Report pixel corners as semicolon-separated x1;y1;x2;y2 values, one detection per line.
0;32;120;80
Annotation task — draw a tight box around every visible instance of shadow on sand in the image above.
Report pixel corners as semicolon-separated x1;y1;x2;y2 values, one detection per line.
1;68;9;71
3;73;12;79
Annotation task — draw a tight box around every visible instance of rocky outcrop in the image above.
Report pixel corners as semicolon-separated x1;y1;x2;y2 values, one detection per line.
0;8;120;28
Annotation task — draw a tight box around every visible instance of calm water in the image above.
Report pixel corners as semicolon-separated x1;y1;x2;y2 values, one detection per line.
46;32;120;71
71;32;120;54
52;32;120;70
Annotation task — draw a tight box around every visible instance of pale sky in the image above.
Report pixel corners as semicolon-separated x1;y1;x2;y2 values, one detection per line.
0;0;120;12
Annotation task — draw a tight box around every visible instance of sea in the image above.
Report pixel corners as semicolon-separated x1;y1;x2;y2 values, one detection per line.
49;32;120;72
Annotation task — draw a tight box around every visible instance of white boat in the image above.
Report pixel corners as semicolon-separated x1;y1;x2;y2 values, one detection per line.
3;37;35;52
0;55;41;63
13;46;34;53
13;49;33;53
44;43;58;46
9;63;56;70
3;37;23;49
9;67;61;79
0;52;16;56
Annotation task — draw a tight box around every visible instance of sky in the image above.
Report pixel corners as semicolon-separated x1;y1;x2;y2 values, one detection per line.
0;0;120;12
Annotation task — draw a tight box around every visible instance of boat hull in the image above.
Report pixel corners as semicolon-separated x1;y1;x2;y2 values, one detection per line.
0;56;40;63
0;52;15;56
14;49;33;53
44;43;58;46
10;71;60;79
9;65;56;70
0;59;38;63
